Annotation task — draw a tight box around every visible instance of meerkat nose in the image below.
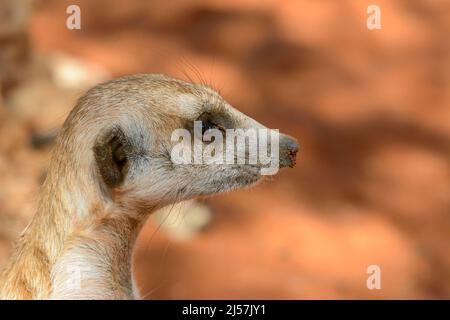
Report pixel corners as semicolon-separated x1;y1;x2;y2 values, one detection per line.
279;135;299;168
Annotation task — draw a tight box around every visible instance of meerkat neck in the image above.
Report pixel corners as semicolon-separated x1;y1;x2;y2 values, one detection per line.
1;145;149;299
49;207;145;299
0;184;81;298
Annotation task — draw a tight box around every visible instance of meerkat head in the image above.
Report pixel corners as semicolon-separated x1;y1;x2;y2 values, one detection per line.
57;74;298;215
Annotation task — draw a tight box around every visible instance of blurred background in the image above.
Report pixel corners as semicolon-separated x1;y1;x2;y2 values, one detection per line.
0;0;449;299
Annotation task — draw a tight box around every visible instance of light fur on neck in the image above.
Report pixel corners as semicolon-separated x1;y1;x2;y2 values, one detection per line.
0;126;150;300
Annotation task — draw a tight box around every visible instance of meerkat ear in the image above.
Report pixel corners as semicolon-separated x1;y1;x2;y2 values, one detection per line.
93;128;129;187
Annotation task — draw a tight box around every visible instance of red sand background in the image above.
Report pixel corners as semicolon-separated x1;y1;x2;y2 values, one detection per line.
1;0;449;299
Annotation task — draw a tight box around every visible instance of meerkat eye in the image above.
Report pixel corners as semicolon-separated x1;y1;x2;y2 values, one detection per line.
197;112;226;135
201;120;216;134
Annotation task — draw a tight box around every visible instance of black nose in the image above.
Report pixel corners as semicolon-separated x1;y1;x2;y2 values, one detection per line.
279;135;299;168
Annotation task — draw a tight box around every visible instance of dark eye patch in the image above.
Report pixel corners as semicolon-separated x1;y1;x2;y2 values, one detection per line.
196;112;231;133
201;120;217;134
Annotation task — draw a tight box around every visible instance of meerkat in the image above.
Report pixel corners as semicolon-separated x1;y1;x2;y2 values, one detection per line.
0;73;298;299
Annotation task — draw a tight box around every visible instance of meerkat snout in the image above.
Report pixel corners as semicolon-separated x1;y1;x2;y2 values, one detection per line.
279;135;299;168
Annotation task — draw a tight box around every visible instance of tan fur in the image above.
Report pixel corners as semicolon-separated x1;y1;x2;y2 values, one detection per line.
0;74;298;299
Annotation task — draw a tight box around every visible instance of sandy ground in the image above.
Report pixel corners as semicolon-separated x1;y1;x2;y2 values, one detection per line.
0;0;449;299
